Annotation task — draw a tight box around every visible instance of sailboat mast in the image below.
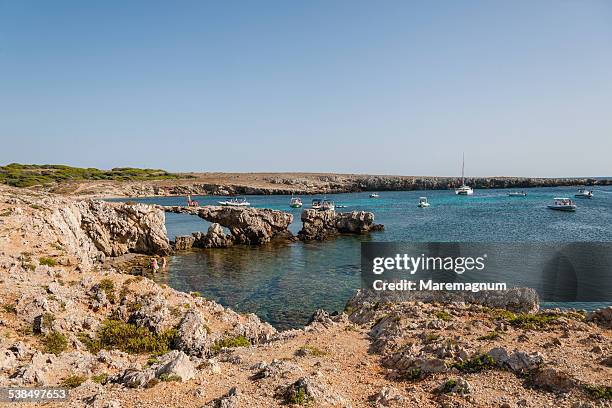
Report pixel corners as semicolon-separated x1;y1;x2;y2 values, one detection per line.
461;153;465;185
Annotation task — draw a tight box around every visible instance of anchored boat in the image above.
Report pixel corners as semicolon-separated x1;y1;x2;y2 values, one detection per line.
322;199;335;211
417;197;430;208
311;199;322;210
455;153;473;195
508;191;527;197
369;193;380;198
575;189;593;199
289;196;303;208
547;198;577;212
218;197;250;207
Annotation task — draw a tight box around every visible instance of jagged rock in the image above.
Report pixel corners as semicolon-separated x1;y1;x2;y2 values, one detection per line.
487;347;544;373
530;368;575;393
9;341;31;359
165;206;293;245
587;307;612;328
109;368;155;388
251;359;302;380
193;223;234;248
438;377;472;396
0;349;17;373
175;235;195;250
298;209;383;240
128;293;170;334
78;200;170;257
231;313;276;344
155;350;197;382
346;288;539;321
203;387;240;408
283;376;347;406
371;387;405;406
15;352;55;385
174;309;211;357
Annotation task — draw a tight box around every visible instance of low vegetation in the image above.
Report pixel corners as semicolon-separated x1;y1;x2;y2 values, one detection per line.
451;354;497;373
61;375;86;388
91;373;109;384
584;384;612;400
42;331;68;355
38;257;58;267
0;163;191;188
211;335;251;354
434;310;452;321
79;319;177;354
297;344;326;357
98;278;116;304
477;331;502;341
286;386;312;405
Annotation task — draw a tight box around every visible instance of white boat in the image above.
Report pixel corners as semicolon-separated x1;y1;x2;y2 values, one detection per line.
455;153;474;195
218;197;250;207
417;197;430;208
508;191;527;197
322;200;335;211
575;189;593;199
289;197;303;208
336;204;347;208
547;197;577;212
369;193;380;198
311;199;322;210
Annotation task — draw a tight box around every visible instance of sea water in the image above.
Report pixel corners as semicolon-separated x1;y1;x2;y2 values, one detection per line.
116;186;612;329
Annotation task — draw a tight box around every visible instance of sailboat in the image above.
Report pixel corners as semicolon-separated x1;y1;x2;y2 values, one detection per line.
455;153;474;195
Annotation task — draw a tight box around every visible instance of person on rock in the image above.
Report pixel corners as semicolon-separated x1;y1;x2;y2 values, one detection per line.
161;257;167;269
151;257;159;273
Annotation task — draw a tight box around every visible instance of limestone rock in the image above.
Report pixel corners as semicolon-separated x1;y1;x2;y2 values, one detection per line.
175;235;195;250
298;209;383;240
174;309;212;357
587;307;612;328
155;350;197;382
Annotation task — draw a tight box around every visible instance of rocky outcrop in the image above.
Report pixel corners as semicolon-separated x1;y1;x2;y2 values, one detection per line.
298;209;383;241
77;200;170;257
193;223;234;248
174;235;195;250
164;206;293;245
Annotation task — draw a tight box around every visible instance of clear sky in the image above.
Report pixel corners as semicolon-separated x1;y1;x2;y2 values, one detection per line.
1;1;611;177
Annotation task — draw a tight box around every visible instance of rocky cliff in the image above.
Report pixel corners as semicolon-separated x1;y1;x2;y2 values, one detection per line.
164;205;293;245
0;186;170;268
298;209;384;241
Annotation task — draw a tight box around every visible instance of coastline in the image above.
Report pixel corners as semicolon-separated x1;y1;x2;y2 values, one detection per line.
23;172;612;199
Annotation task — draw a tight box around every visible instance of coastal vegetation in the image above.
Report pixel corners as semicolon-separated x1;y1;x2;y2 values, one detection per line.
0;163;190;187
79;319;177;354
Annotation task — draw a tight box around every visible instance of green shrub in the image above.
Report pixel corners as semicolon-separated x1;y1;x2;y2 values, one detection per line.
190;291;202;298
42;331;68;355
296;344;326;357
211;335;251;354
584;384;612;400
2;304;16;314
98;279;116;303
403;367;422;381
91;373;108;384
80;319;177;354
286;386;311;405
508;313;558;329
39;257;57;267
61;375;86;388
439;379;457;393
434;311;452;321
477;331;501;341
451;354;497;373
158;373;182;382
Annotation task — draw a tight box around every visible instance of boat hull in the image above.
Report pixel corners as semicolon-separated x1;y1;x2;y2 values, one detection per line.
547;205;576;212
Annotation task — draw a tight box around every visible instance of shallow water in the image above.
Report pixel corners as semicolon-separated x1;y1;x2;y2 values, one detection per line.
117;186;612;329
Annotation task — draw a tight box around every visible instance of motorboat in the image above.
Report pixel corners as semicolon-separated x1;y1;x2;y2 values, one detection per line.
186;195;199;207
417;197;430;208
369;193;380;198
455;153;474;195
289;197;303;208
547;198;577;212
322;200;335;211
336;204;347;208
218;197;250;207
311;199;322;210
575;189;593;199
508;191;527;197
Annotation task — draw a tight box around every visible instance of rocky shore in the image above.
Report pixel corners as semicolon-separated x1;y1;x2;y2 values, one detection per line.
0;185;610;407
29;172;611;198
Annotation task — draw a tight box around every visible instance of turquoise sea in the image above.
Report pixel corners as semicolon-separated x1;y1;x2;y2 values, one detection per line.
118;186;612;329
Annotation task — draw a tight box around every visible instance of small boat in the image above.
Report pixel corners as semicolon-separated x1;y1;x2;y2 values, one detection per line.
322;200;335;211
187;195;199;207
575;189;593;199
417;197;430;208
289;197;303;208
369;193;380;198
218;197;250;207
455;153;474;195
547;198;577;212
508;191;527;197
311;199;322;210
336;204;347;208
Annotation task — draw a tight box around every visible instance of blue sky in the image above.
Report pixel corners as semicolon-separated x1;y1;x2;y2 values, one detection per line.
0;1;611;176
